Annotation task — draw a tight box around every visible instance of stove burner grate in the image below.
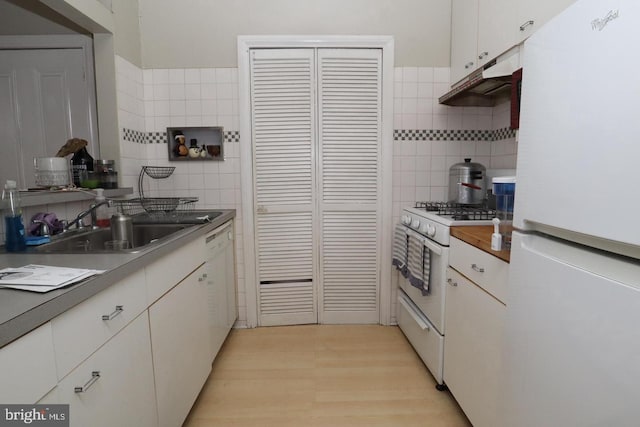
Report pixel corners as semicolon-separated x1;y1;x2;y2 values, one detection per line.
414;201;496;220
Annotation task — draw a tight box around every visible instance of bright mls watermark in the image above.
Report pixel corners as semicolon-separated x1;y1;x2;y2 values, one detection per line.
0;405;68;426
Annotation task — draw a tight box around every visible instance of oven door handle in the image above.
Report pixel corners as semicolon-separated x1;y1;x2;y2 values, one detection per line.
406;228;442;256
398;296;430;331
423;238;442;256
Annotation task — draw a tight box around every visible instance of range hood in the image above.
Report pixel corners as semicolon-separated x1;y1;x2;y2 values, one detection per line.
439;50;520;107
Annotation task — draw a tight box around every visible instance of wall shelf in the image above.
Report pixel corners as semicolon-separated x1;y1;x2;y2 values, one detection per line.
20;188;133;208
167;127;224;161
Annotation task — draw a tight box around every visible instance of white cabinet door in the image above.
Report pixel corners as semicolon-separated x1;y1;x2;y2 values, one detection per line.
0;323;57;403
444;267;505;427
51;269;147;380
516;0;577;43
41;313;158;427
450;0;479;85
149;263;211;427
477;0;517;67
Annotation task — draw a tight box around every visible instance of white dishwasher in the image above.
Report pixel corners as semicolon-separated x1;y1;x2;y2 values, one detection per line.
203;220;237;362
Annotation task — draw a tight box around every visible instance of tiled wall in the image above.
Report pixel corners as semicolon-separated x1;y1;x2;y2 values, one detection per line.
114;56;248;326
13;59;513;328
0;59;517;328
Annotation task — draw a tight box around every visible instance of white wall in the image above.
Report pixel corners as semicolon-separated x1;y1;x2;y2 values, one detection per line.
114;55;517;327
138;0;452;68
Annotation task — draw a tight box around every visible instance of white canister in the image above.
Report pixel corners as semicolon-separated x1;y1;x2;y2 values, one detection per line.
34;157;69;187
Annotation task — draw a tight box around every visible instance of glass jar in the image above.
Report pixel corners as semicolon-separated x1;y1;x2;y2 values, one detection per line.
94;159;118;189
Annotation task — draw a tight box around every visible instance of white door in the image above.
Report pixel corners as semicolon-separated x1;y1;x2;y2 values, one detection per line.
0;47;98;188
250;49;318;326
502;231;640;427
250;48;383;326
317;49;381;324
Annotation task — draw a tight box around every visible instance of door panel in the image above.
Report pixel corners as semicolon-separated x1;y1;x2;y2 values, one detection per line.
318;49;382;324
0;48;98;188
250;49;317;325
250;48;383;326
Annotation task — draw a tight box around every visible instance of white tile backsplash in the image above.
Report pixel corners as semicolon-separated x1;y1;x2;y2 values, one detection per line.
6;59;517;328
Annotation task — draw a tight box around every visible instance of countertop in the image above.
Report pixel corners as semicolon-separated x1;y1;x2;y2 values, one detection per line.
450;225;511;263
0;209;235;348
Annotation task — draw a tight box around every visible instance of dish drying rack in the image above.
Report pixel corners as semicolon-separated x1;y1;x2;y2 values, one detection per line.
112;166;197;216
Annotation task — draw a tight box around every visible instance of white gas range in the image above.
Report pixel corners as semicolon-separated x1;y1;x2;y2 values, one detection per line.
396;202;495;390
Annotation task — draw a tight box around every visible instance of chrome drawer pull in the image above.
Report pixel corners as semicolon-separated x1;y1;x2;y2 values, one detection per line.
74;371;100;393
520;20;534;31
447;278;458;287
471;264;485;273
102;305;124;321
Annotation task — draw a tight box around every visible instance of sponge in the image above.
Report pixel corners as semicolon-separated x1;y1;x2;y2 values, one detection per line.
25;235;51;246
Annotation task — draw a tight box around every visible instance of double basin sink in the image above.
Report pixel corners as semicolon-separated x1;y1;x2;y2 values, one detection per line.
34;224;194;254
33;211;225;254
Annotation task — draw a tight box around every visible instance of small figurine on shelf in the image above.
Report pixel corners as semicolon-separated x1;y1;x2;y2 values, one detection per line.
174;131;188;157
200;144;207;158
188;139;202;158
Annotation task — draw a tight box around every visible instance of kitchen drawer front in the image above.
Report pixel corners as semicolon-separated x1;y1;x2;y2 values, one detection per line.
450;237;508;303
0;322;57;403
145;237;205;304
52;269;147;380
42;313;158;427
397;293;444;384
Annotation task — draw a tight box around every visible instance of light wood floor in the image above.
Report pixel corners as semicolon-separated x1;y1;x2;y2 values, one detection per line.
183;325;471;426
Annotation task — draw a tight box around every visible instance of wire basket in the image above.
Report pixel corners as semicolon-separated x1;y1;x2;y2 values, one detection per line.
113;197;197;216
142;166;175;179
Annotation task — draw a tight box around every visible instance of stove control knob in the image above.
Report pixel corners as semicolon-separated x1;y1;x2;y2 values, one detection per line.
401;215;411;225
427;224;436;237
411;219;420;229
419;224;429;234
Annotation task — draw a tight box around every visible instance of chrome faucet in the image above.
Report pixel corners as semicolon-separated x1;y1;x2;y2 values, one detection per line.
65;200;112;230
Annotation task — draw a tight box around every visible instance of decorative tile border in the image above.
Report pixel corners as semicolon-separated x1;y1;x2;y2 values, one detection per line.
123;129;240;144
393;127;516;142
123;128;515;144
123;128;146;144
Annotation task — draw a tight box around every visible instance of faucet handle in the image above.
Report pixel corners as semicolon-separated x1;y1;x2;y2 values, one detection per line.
31;219;51;237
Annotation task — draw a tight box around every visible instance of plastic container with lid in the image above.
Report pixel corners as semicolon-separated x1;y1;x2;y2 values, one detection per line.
2;180;26;252
94;159;118;189
492;176;516;249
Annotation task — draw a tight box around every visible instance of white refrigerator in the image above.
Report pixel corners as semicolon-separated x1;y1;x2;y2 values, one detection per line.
502;0;640;426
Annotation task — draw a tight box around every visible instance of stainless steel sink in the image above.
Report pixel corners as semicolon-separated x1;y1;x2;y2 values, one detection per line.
35;224;195;253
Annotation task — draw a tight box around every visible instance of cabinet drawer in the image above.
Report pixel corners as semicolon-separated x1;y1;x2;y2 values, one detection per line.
450;237;508;303
0;323;57;403
42;314;157;427
52;269;147;380
145;237;204;303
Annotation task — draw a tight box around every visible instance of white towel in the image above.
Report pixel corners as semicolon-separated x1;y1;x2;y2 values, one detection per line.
406;229;431;295
392;224;408;277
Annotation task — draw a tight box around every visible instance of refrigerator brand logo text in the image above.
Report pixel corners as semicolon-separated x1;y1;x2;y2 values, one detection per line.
591;9;619;31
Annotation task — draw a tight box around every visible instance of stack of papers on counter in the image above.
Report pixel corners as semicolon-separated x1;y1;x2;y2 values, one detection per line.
0;264;104;292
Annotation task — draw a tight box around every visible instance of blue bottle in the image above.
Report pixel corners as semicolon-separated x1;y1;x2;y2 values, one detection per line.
2;180;26;252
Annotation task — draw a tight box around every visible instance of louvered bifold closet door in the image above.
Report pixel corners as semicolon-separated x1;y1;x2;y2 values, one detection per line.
317;49;382;324
250;49;318;326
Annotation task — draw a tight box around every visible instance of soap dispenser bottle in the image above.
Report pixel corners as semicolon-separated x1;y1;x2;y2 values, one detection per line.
2;180;26;252
94;188;111;228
